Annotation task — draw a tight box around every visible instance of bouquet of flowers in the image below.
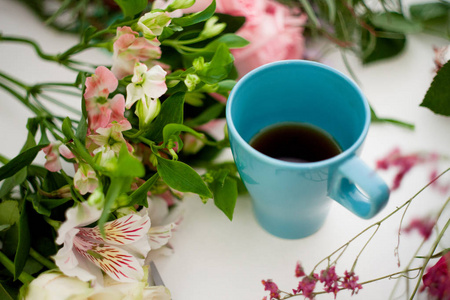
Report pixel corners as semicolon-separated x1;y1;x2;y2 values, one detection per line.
0;0;251;298
1;0;449;299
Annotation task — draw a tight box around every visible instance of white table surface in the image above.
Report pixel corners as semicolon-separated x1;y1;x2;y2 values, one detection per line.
1;1;449;299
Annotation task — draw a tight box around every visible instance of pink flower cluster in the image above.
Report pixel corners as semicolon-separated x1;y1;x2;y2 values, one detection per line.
376;147;447;192
403;216;436;240
420;252;450;299
42;24;167;196
262;262;362;300
182;0;307;77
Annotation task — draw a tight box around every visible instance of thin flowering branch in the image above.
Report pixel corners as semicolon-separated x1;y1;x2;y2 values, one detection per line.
410;200;450;299
263;168;450;299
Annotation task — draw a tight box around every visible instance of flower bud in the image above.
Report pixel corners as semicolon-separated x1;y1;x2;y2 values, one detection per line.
193;56;206;71
136;96;161;129
184;74;201;91
200;16;226;39
138;11;172;39
87;188;105;209
167;0;195;11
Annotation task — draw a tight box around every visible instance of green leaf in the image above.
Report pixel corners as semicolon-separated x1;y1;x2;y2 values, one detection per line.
114;145;145;178
0;284;14;300
370;12;422;34
0;224;10;231
0;200;20;226
129;173;159;207
98;176;133;237
61;117;74;140
205;34;249;50
0;145;46;181
410;2;449;21
410;2;450;38
114;0;147;17
14;201;30;281
156;157;212;198
211;175;238;221
172;0;216;27
163;123;204;144
184;102;225;127
76;114;88;145
145;92;185;142
29;195;50;218
361;31;406;64
0;167;27;198
198;43;234;84
420;60;450;116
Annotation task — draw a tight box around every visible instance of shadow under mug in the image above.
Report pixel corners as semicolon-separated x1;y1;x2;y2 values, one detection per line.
226;60;390;239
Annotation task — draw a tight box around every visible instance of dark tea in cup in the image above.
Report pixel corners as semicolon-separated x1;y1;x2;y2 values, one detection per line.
249;122;342;163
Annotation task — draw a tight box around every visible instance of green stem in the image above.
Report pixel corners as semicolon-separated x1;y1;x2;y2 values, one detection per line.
0;71;28;89
29;248;57;270
0;82;45;117
0;36;55;61
0;251;34;284
409;198;450;299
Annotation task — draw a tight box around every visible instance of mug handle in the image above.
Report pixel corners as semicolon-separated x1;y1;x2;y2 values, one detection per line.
329;155;390;219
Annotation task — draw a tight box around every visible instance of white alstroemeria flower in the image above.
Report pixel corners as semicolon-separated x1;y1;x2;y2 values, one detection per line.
126;63;167;109
24;271;92;300
24;269;171;300
54;202;151;285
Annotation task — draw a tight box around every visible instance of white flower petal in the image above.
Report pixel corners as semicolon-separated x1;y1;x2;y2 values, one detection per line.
56;202;102;245
148;223;176;250
77;236;145;283
126;83;144;109
54;235;103;284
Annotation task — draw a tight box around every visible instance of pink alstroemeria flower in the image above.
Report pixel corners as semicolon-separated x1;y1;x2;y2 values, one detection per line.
74;164;98;195
89;121;133;155
42;142;75;172
84;66;130;131
112;26;162;80
54;202;151;285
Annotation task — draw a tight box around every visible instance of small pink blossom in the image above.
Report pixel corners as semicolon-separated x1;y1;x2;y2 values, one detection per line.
319;266;340;297
112;26;162;79
295;261;305;278
403;216;436;240
294;274;319;299
262;279;280;299
430;168;450;194
420;252;450;299
42;142;75;172
376;148;441;191
340;271;362;295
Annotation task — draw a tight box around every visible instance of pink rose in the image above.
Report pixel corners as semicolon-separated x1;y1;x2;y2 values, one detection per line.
181;0;306;77
229;1;306;77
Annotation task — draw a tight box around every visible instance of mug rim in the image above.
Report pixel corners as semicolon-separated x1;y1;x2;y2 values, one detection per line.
225;59;371;169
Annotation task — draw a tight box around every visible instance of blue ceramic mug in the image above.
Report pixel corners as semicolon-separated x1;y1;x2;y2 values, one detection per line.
226;60;390;239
